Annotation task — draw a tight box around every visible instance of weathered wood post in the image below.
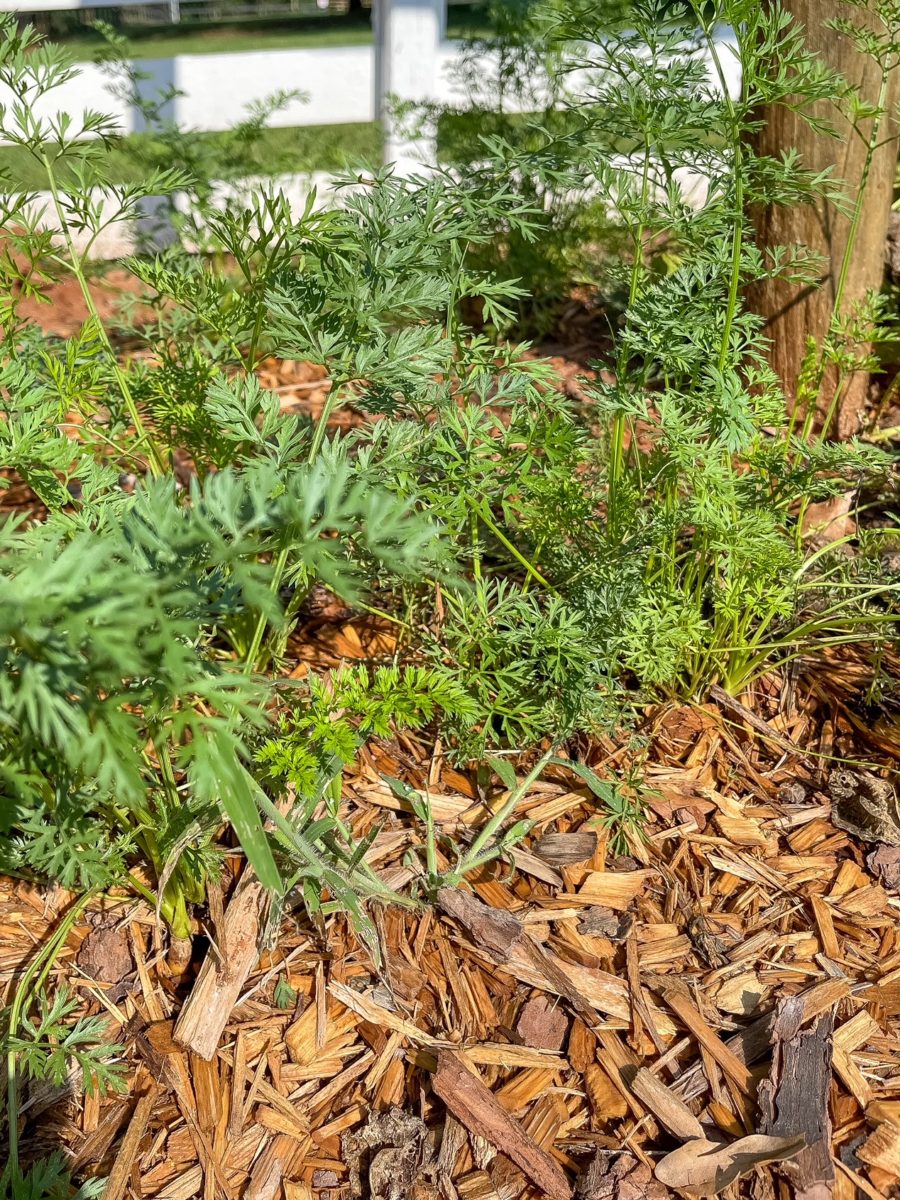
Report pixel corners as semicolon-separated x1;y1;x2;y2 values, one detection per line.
747;0;900;438
374;0;444;172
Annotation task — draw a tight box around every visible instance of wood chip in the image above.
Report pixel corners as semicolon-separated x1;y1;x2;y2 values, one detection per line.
758;1000;834;1200
858;1122;900;1176
661;987;756;1096
101;1088;157;1200
173;875;266;1060
431;1050;573;1200
515;995;569;1051
629;1067;704;1140
573;870;653;910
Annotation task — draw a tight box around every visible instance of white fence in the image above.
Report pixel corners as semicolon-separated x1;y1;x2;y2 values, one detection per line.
2;42;471;138
0;2;739;152
0;0;487;169
14;0;151;8
0;0;467;147
1;3;740;256
21;45;376;134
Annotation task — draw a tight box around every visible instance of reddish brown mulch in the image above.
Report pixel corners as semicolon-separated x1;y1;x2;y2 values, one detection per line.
3;647;900;1200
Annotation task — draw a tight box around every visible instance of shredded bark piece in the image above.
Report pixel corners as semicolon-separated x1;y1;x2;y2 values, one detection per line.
758;1000;835;1200
76;922;133;986
577;1151;667;1200
515;995;569;1051
431;1050;573;1200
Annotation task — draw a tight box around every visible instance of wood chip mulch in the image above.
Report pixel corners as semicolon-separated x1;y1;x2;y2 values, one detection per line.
3;643;900;1200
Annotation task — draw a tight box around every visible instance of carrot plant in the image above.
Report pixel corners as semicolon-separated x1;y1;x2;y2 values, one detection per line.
0;0;898;919
0;3;899;1190
430;0;899;695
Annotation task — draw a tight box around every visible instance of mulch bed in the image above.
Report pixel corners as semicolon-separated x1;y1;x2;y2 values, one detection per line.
3;639;900;1200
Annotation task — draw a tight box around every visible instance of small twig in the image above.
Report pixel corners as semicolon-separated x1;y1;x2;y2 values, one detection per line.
708;683;807;759
274;379;332;393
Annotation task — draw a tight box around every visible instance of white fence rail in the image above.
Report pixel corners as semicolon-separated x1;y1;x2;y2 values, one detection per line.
0;42;475;139
0;0;740;256
0;0;466;146
12;0;154;9
0;3;739;153
12;0;342;11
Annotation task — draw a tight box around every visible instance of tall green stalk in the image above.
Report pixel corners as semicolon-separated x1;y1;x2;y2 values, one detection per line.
608;141;652;533
40;153;167;478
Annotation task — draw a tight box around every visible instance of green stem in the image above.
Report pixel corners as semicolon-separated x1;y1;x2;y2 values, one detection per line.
475;501;557;592
424;793;438;883
124;872;159;907
307;378;345;465
470;507;481;582
243;362;342;670
868;421;900;443
834;85;891;316
609;141;652;530
244;544;291;674
40;154;167;478
701;17;745;373
5;895;91;1181
456;748;555;876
